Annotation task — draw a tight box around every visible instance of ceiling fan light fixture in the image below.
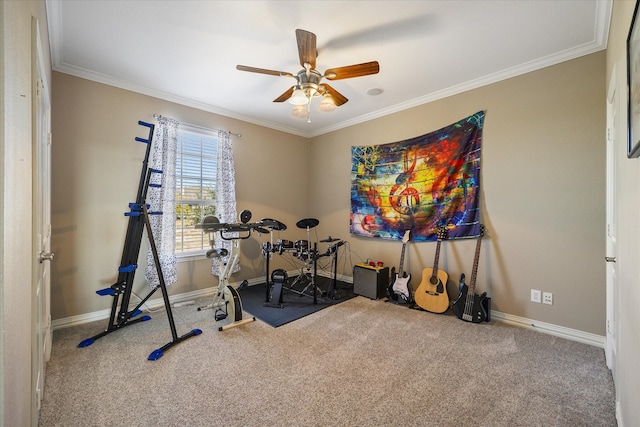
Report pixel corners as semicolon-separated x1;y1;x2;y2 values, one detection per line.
318;94;337;112
291;104;308;119
238;29;379;122
289;87;308;105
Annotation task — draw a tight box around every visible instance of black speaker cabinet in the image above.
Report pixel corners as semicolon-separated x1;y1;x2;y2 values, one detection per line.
353;264;389;299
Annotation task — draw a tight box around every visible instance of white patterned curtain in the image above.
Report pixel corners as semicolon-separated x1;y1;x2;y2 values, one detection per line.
211;130;239;276
145;116;179;288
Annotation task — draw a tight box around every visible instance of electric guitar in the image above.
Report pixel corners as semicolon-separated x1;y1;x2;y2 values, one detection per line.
414;226;449;313
388;230;412;303
452;225;489;323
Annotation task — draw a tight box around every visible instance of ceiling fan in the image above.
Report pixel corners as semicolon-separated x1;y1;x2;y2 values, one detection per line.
236;29;380;122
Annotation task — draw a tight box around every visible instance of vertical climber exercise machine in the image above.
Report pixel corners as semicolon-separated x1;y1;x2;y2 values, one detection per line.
78;120;201;360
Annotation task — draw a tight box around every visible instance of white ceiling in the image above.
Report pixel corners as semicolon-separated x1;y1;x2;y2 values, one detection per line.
46;0;612;138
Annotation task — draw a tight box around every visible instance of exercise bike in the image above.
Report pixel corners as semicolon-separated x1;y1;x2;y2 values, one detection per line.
196;210;275;330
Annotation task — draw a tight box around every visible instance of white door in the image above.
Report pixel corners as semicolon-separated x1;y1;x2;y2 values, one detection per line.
605;70;619;382
32;19;52;423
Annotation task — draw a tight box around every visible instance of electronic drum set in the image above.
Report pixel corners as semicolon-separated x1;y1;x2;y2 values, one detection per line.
260;217;346;307
195;210;347;322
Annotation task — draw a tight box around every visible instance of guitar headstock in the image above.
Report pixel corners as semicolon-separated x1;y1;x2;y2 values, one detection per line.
435;226;448;241
478;224;486;237
402;230;411;243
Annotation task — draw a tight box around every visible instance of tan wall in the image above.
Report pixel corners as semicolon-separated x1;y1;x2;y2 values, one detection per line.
310;52;606;335
51;73;310;319
1;0;52;425
606;1;640;425
52;52;606;339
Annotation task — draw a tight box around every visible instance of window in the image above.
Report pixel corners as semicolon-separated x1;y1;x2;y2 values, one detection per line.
175;125;218;255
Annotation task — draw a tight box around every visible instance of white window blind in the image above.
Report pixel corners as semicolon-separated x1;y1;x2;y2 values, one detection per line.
175;125;218;254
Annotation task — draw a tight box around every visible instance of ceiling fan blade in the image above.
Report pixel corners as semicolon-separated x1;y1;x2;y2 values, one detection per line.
236;65;293;78
320;84;348;106
273;87;294;103
296;29;317;70
324;61;380;80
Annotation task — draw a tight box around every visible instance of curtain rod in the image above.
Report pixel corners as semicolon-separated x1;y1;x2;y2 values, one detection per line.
153;114;242;138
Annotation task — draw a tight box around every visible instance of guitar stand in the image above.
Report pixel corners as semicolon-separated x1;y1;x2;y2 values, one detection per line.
78;121;201;361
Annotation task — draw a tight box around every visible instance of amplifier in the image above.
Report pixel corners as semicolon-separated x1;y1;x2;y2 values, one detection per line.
353;264;389;299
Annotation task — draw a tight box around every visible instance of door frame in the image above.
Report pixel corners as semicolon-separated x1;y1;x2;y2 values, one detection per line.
605;66;619;391
31;17;52;425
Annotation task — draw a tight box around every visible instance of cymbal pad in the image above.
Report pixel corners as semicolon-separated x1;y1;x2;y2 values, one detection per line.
296;218;319;229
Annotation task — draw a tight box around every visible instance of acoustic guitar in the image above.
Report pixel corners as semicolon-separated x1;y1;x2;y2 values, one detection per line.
388;230;412;303
452;225;489;323
414;226;449;313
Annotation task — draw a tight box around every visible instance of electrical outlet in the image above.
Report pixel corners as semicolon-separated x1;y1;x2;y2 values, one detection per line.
543;292;553;305
531;289;541;303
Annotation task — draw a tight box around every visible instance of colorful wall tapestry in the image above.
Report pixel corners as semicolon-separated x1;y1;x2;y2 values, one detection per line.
350;111;484;242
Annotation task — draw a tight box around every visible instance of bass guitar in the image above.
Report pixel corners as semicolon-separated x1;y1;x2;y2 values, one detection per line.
414;226;449;313
452;225;489;323
387;230;412;303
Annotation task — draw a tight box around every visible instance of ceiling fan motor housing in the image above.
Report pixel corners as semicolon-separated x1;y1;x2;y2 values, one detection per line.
296;69;323;97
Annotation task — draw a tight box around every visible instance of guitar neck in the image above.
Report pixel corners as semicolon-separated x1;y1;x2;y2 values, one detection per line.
468;233;482;295
431;240;441;277
398;244;406;276
396;230;411;278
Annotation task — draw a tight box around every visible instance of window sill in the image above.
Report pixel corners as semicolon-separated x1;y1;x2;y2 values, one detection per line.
176;252;208;263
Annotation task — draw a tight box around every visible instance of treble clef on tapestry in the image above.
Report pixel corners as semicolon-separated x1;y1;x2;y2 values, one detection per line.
389;152;420;215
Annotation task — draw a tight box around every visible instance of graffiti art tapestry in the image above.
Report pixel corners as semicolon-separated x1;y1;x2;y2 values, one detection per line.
350;111;484;242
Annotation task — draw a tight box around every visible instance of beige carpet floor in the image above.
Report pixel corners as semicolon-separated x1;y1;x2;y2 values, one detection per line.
39;295;616;426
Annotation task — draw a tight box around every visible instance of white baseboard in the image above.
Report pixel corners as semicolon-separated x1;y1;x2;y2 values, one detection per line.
490;310;606;348
52;271;351;331
616;401;623;427
51;287;218;330
54;274;604;350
